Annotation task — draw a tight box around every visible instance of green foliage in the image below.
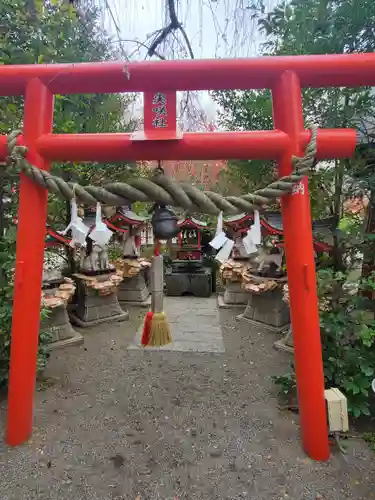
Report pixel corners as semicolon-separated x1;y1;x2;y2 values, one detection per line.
274;268;375;417
214;0;375;418
363;432;375;453
272;372;296;396
258;0;375;55
212;90;275;194
274;212;374;417
318;268;375;417
274;213;375;417
107;244;123;262
256;0;375;208
0;225;51;388
0;0;138;385
0;0;138;228
212;90;273;132
213;0;375;218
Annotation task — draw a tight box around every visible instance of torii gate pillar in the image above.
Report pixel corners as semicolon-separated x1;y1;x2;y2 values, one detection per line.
6;80;54;446
273;71;329;461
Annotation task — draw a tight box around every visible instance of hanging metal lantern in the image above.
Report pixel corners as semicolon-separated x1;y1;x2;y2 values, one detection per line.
151;205;180;240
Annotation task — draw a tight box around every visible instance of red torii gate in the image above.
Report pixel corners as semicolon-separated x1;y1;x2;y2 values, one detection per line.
0;54;370;461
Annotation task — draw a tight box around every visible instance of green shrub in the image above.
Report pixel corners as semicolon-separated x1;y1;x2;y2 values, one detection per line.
274;268;375;418
363;432;375;452
0;226;52;389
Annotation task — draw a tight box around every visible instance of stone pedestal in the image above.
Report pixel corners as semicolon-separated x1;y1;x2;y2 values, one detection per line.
118;273;151;307
69;273;129;327
218;281;248;309
41;304;83;350
237;288;290;333
274;327;294;354
165;268;212;297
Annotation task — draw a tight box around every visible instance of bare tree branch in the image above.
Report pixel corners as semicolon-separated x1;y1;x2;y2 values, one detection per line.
110;38;166;60
179;25;194;59
147;0;194;60
148;23;178;58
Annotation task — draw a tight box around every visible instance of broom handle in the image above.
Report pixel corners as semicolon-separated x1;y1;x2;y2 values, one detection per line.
154;239;160;257
151;239;164;313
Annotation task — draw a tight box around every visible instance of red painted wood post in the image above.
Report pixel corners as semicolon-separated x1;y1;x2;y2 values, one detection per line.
6;79;54;446
272;71;330;461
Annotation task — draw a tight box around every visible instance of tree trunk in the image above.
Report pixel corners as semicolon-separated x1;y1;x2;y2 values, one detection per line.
331;159;345;271
361;188;375;307
0;174;7;286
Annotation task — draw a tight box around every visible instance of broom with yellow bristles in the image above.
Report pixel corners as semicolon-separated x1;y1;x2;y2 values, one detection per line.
141;240;172;347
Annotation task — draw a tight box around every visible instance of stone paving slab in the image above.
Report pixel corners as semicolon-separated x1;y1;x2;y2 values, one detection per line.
128;296;225;353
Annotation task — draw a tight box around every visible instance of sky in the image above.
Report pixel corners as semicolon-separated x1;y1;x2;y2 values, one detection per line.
90;0;279;125
102;0;277;58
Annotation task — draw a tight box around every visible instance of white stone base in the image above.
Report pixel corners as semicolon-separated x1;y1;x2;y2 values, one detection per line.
121;296;151;308
217;295;246;309
274;327;293;354
236;313;289;334
47;331;84;351
70;310;129;328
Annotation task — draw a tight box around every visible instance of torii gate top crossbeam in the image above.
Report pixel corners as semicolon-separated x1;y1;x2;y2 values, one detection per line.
0;53;375;95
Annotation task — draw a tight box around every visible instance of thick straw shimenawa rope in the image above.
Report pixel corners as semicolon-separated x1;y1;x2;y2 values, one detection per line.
6;127;318;215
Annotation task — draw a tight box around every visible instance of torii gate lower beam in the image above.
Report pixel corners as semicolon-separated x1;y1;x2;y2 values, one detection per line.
0;129;355;162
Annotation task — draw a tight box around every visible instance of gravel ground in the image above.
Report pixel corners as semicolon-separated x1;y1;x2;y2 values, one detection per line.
0;300;375;500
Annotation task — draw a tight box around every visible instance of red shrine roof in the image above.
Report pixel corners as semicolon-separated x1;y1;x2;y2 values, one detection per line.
45;207;149;248
45;225;71;248
84;205;149;228
223;213;252;226
224;211;334;251
103;209;150;234
108;209;149;227
178;216;209;229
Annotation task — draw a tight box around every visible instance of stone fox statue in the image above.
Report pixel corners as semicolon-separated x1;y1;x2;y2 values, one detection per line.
252;246;284;273
80;236;110;272
122;229;139;258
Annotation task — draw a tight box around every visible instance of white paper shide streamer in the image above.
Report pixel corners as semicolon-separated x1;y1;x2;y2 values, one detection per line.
60;197;90;247
89;202;113;246
242;210;262;255
209;211;234;263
